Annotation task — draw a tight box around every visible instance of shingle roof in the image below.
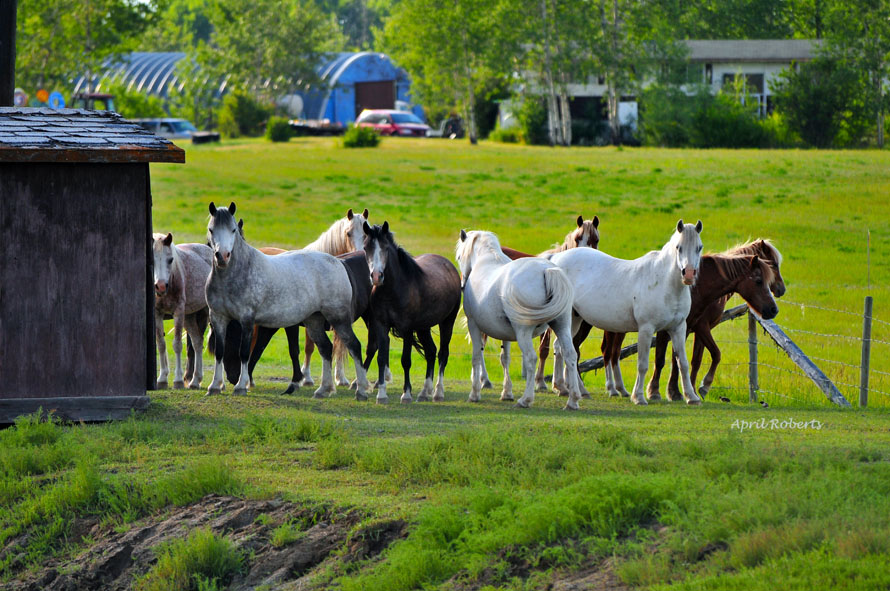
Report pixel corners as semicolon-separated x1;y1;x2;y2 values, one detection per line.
0;107;185;164
684;39;821;63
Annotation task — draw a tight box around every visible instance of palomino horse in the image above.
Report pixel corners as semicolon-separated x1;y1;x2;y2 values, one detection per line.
363;221;462;404
457;230;582;409
204;202;370;398
643;239;784;400
549;220;704;405
485;215;599;396
152;233;213;389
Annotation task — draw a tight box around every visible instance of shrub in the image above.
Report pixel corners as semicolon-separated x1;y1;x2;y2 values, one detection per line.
689;91;768;148
342;124;380;148
98;78;167;119
136;528;244;591
515;96;548;145
488;125;521;144
265;116;293;142
640;84;695;147
217;90;271;138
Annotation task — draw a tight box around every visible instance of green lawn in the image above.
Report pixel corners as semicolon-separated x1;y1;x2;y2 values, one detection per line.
3;139;890;590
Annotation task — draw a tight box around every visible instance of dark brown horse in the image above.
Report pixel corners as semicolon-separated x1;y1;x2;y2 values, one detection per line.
485;215;600;395
363;221;462;404
596;240;783;401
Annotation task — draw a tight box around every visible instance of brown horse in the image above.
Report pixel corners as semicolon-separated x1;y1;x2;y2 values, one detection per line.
482;215;599;396
596;240;783;401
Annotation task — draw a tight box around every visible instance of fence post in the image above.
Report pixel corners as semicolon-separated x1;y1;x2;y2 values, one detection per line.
860;296;873;408
748;311;758;403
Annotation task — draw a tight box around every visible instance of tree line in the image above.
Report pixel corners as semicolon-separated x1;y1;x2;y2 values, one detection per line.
13;0;890;147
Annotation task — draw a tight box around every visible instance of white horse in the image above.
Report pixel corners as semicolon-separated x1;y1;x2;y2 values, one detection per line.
548;220;704;405
456;230;582;409
152;233;213;389
204;202;371;398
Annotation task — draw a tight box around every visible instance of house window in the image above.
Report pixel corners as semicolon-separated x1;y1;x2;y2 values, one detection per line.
705;63;713;84
597;75;605;85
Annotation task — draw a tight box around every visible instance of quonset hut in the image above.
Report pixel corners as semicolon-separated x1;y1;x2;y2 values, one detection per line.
80;51;423;125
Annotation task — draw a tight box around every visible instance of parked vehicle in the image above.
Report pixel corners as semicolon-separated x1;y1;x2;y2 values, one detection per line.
427;114;465;139
355;109;430;137
134;118;199;140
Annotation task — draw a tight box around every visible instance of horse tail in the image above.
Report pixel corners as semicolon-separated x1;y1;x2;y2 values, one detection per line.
332;331;348;366
391;327;424;355
502;266;574;325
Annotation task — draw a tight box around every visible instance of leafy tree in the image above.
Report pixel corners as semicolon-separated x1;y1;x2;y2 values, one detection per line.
99;77;167;118
382;0;512;143
771;56;869;147
139;0;213;52
15;0;153;92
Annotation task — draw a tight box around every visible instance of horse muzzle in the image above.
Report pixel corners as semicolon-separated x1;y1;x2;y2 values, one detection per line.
371;271;384;287
215;251;231;267
761;304;779;320
681;267;697;285
155;281;167;295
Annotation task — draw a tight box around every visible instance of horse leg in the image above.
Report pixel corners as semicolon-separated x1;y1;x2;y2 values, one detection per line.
666;351;682;402
602;332;616;397
499;341;514;401
433;302;458;402
535;329;551;392
629;326;654;405
399;337;415;404
183;313;205;389
300;327;315;387
551;314;582;410
372;319;390;403
572;321;593;398
514;325;539;408
646;331;669;401
697;329;721;398
155;312;169;389
416;329;437;402
305;315;335;398
206;314;228;396
333;332;351;387
282;325;303;394
248;327;277;390
669;321;700;405
612;333;631;398
232;317;255;396
330;317;370;401
479;333;493;390
552;334;568;397
171;309;186;389
185;335;195;385
467;318;485;402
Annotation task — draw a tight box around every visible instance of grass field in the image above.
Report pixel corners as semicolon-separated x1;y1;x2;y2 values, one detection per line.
3;138;890;590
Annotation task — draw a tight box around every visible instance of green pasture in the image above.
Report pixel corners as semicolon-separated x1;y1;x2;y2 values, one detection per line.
3;139;890;590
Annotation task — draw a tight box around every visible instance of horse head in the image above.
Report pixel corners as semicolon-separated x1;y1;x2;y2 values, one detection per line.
674;219;703;286
207;202;243;268
735;255;779;320
570;214;600;249
346;207;370;253
362;220;392;287
755;239;786;298
152;232;175;295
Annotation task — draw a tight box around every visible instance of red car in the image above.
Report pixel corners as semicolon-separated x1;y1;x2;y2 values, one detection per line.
355;109;430;137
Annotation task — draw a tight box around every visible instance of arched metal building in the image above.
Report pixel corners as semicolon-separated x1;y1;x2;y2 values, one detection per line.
75;51;422;124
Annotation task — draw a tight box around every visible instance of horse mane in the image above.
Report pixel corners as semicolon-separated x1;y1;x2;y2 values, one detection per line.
456;231;512;266
391;240;426;282
726;239;783;267
709;254;775;286
304;216;353;254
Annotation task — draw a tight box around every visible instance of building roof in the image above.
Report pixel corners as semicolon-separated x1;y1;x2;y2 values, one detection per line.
0;107;185;164
684;39;820;63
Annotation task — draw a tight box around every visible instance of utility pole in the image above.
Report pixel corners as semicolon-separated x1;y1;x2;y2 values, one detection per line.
0;0;17;107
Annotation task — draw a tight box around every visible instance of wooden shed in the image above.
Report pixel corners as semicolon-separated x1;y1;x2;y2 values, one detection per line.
0;107;184;423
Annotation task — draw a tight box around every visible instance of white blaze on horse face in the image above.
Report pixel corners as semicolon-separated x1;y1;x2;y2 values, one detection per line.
348;215;366;253
152;236;174;294
368;240;387;286
675;222;703;286
209;219;237;267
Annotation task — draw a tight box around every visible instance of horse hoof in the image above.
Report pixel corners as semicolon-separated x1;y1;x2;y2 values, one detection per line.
432;395;445;402
686;398;702;406
481;380;493;390
400;395;413;404
376;397;389;405
631;396;648;406
513;401;530;409
188;383;201;390
173;381;185;390
581;391;591;399
205;387;220;397
301;378;315;388
349;380;358;391
416;395;431;402
355;392;368;401
157;380;168;389
500;394;514;402
647;392;662;402
233;387;247;396
535;384;549;393
563;403;579;411
467;396;480;403
336;379;350;387
698;386;709;398
283;384;297;395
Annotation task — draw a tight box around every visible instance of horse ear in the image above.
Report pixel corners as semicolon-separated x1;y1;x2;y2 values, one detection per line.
695;220;703;234
460;229;467;242
347;208;354;220
750;255;760;269
238;218;244;230
362;208;369;219
577;215;584;227
209;202;217;215
592;215;600;228
676;219;684;233
163;232;173;246
382;221;389;234
362;221;371;235
228;202;236;214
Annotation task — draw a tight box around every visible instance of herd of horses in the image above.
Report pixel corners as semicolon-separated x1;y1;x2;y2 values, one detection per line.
152;203;784;409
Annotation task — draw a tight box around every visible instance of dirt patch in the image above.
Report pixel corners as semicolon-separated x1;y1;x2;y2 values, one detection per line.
550;559;629;591
6;495;407;591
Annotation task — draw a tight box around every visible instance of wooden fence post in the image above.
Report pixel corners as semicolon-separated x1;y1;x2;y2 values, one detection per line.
748;311;758;403
860;296;873;408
